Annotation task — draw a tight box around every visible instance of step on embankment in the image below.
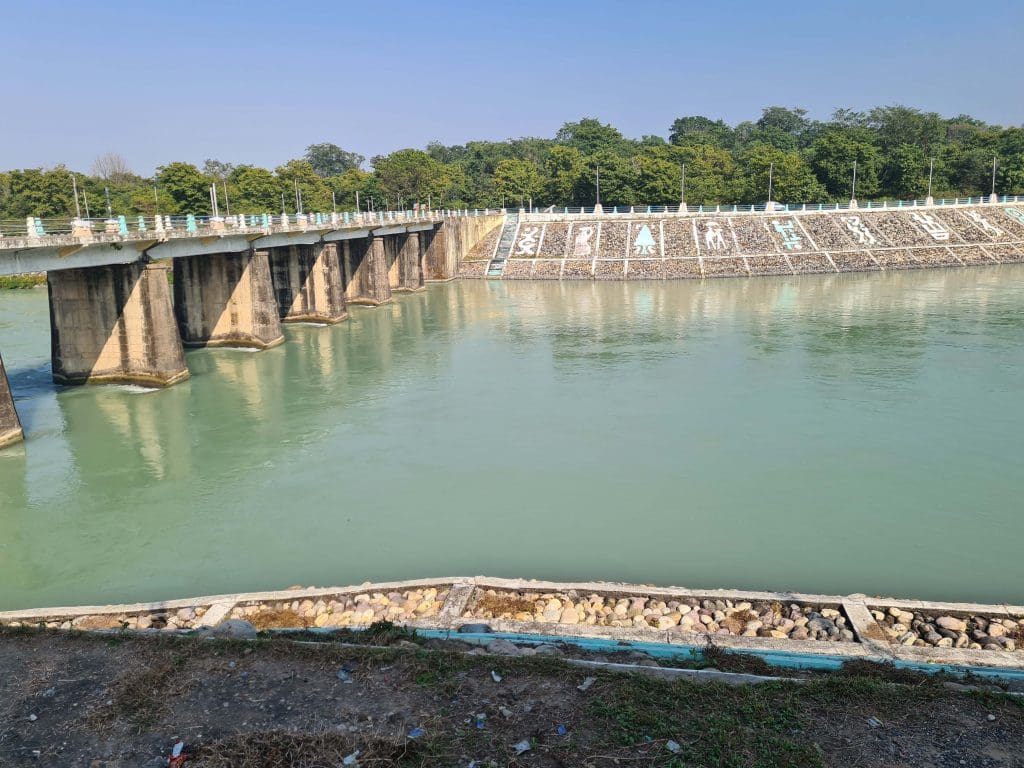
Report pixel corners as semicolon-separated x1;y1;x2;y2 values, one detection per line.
457;203;1024;280
2;577;1022;678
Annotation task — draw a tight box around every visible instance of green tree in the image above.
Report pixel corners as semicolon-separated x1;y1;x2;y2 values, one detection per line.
880;144;928;199
155;162;213;214
372;149;454;206
669;116;734;149
675;144;738;204
493;159;542;207
326;168;375;210
738;144;825;204
808;130;882;200
543;146;587;205
1;167;77;218
229;165;280;212
555;118;628;156
274;159;331;212
303;143;365;178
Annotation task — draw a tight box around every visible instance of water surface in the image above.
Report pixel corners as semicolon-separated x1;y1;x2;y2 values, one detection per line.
1;268;1022;610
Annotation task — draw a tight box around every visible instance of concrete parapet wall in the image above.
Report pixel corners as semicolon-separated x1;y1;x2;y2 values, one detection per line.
462;204;1024;280
47;263;188;386
426;216;503;281
2;576;1021;676
268;243;348;324
173;251;284;349
0;354;23;449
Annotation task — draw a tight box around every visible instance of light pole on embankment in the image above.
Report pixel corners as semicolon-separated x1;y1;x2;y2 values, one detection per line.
990;156;999;203
926;157;935;205
765;162;774;210
850;161;858;208
680;163;686;211
594;165;602;213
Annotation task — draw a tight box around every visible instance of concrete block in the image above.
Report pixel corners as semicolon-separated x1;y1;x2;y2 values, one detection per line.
268;243;347;324
0;354;23;449
48;262;189;386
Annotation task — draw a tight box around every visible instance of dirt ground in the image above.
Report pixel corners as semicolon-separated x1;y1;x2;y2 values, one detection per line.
0;626;1021;767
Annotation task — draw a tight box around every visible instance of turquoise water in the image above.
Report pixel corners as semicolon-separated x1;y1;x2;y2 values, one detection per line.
1;268;1023;610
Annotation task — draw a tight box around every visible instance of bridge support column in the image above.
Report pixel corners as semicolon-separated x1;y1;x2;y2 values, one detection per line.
173;250;284;349
391;232;425;292
344;235;392;306
268;243;348;324
0;354;23;449
47;262;189;387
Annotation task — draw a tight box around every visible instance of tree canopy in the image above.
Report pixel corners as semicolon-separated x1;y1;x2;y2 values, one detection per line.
3;107;1023;219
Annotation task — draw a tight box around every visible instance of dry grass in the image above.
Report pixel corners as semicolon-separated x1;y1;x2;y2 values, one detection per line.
702;645;775;676
89;657;192;729
248;609;309;630
189;731;435;767
474;592;536;616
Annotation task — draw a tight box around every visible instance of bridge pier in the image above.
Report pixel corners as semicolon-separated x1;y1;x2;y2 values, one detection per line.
47;262;189;387
391;231;425;292
268;243;348;324
343;235;392;306
173;250;284;349
0;354;23;448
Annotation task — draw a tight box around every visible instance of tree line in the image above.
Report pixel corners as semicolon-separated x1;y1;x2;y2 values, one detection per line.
2;105;1023;220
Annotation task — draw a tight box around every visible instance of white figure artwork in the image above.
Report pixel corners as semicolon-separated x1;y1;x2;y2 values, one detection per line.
702;221;726;250
1003;208;1024;226
964;210;1002;237
910;212;950;241
843;216;877;246
573;226;595;257
633;224;656;255
772;219;803;250
514;226;540;256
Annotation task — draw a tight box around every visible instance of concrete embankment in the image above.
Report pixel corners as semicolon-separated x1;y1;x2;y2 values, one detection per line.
458;203;1024;279
3;576;1022;679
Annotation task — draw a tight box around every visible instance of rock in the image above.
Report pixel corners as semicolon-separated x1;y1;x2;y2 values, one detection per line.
656;616;677;631
987;624;1007;638
486;638;522;656
559;607;579;624
458;623;492;634
936;616;966;632
71;615;123;631
211;619;257;639
936;637;953;648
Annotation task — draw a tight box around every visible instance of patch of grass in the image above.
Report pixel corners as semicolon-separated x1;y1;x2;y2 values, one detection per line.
839;658;941;687
90;655;191;729
585;673;823;767
248;609;308;630
702;645;775;676
474;592;536;616
0;274;45;289
190;731;443;768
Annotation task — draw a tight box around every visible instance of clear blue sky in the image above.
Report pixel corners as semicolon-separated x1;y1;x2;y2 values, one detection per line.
2;0;1021;174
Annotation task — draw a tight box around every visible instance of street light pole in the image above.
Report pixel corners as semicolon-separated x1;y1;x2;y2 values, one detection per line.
680;163;686;209
766;162;774;207
851;160;857;203
71;174;81;218
595;165;601;207
927;157;934;202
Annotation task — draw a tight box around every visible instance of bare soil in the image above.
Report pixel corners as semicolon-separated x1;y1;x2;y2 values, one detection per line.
0;628;1021;767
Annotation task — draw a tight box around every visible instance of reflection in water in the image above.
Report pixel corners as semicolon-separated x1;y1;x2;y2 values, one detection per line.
0;266;1022;609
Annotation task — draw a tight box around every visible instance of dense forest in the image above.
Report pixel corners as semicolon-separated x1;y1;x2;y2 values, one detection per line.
2;105;1023;220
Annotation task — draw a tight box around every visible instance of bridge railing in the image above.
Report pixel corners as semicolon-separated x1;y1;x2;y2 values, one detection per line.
0;208;495;241
523;195;1023;216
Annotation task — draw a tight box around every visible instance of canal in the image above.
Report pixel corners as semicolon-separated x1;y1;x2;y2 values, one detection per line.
1;267;1022;610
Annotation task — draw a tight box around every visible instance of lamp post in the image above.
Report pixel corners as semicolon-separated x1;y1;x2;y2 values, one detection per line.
990;156;998;203
680;163;686;210
766;162;774;209
850;160;858;208
594;165;602;213
926;157;935;205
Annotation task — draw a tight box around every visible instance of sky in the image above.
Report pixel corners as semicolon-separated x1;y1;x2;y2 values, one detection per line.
1;0;1021;175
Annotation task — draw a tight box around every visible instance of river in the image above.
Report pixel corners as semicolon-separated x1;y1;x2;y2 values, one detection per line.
1;267;1022;610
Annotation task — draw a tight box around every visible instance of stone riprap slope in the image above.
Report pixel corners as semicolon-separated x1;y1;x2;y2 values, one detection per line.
458;203;1024;279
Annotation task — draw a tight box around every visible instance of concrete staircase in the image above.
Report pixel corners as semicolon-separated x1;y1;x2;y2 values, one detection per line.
486;213;519;277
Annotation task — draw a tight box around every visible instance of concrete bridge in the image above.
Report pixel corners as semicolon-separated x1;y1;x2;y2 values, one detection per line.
0;210;502;449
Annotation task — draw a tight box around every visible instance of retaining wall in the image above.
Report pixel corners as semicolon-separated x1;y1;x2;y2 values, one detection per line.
2;576;1022;675
459;203;1024;279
